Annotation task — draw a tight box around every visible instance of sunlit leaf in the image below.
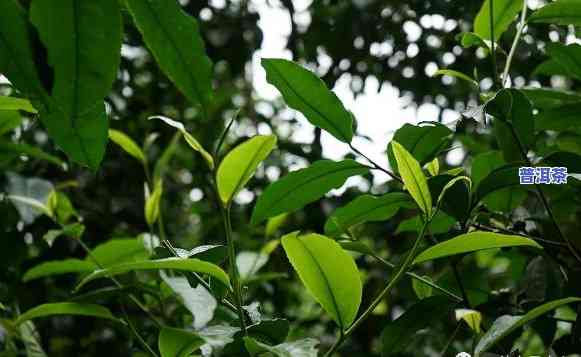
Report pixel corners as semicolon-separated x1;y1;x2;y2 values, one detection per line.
0;96;37;113
474;0;523;41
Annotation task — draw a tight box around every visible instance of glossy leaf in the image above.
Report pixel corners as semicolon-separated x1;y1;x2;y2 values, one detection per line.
126;0;213;108
324;192;414;237
540;151;581;174
90;238;151;268
158;327;204;357
217;135;277;204
381;296;454;356
474;0;523;41
413;231;543;265
251;160;369;225
150;115;214;169
391;141;432;217
475;297;581;354
23;259;96;282
0;96;37;113
108;129;146;164
15;303;122;325
281;232;362;329
528;0;581;26
262;58;353;143
388;123;452;170
76;258;230;291
30;0;122;169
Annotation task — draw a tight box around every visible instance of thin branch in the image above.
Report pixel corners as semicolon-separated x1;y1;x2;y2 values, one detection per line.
502;0;528;86
349;143;403;183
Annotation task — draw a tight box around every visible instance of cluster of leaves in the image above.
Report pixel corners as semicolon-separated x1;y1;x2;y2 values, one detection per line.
1;0;581;356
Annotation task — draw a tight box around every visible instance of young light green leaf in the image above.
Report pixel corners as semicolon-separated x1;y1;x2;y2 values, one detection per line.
413;231;543;265
19;321;48;357
108;129;146;164
30;0;122;169
434;69;478;86
528;0;581;26
412;275;434;299
426;158;440;176
15;303;122;326
475;297;581;354
474;0;524;41
244;337;319;357
391;141;433;217
261;58;353;143
324;192;414;237
455;309;483;334
158;327;204;357
23;259;96;282
251;160;369;225
145;179;163;227
217;135;277;204
0;96;37;113
281;232;362;330
75;258;230;291
265;213;289;237
125;0;213;109
150;116;214;169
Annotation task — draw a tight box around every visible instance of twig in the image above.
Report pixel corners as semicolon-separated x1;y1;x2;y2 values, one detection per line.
502;0;528;86
121;305;160;357
349;143;403;183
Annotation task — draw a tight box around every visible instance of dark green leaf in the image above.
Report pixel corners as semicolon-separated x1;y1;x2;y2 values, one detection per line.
90;238;151;268
428;174;470;221
246;319;290;345
387;123;452;170
324;192;414;237
396;211;455;235
158;327;204;357
472;153;525;211
0;140;64;168
251;159;369;225
0;110;22;135
262;58;353;143
15;303;122;325
281;232;362;329
413;231;543;265
536;103;581;132
544;43;581;80
126;0;213;109
474;0;523;41
540;151;581;174
528;0;581;26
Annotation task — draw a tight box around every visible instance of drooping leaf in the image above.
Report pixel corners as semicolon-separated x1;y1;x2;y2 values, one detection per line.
281;232;362;329
475;297;581;354
15;303;122;325
251;160;369;225
413;231;543;265
108;129;146;164
30;0;122;169
0;96;37;113
387;123;452;170
150;115;214;169
75;258;230;291
0;140;65;168
528;0;581;26
474;0;524;41
485;89;534;163
0;0;48;107
459;32;490;49
261;58;353;143
434;69;478;86
216;135;277;204
42;223;85;247
381;296;454;356
244;337;319;357
412;275;434;299
391;141;433;217
265;213;289;237
145;179;163;226
125;0;213;109
324;192;414;237
455;309;483;334
236;251;269;281
23;259;96;282
158;327;205;357
427;174;471;221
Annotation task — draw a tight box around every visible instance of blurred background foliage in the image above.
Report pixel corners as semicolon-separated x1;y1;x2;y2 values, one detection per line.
1;0;581;356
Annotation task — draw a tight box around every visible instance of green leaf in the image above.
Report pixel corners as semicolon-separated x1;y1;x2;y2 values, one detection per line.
528;0;581;26
244;337;319;357
436;176;472;210
426;158;440;176
42;223;85;247
472;153;525;211
108;129;146;164
536;103;581;131
485;89;534;163
381;296;454;356
47;191;77;225
145;179;163;227
0;110;22;135
324;192;414;237
125;0;213;109
0;96;37;113
459;32;490;49
540;151;581;174
428;174;471;222
434;69;478;86
23;259;96;282
388;123;452;170
245;319;290;346
150;116;214;169
91;238;151;268
251;159;369;225
153;132;180;181
281;232;362;329
15;303;122;325
30;0;122;169
396;211;455;235
412;231;543;265
391;141;433;217
521;88;581;109
261;58;353;143
544;43;581;80
475;297;581;354
474;0;523;41
216;135;277;204
265;213;289;237
455;309;483;334
75;258;230;291
412;275;434;299
0;0;48;107
158;327;204;357
0;140;65;168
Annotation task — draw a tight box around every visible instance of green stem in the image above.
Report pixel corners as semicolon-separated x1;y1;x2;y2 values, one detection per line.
502;0;528;86
121;305;160;357
324;220;430;356
489;0;499;88
349;143;402;183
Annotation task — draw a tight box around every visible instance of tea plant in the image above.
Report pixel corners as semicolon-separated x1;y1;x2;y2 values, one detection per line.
1;0;581;356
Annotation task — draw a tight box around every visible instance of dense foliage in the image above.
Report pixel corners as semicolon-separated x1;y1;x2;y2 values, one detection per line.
1;0;581;356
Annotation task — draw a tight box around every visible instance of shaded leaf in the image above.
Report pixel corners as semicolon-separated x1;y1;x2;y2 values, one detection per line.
281;232;362;329
455;309;483;334
528;0;581;26
15;303;122;325
388;123;452;170
5;173;53;224
159;327;204;357
473;159;525;211
428;174;470;221
535;103;581;132
251;159;369;225
262;58;353;142
539;151;581;174
244;337;318;357
412;275;434;299
0;140;65;168
521;88;581;109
